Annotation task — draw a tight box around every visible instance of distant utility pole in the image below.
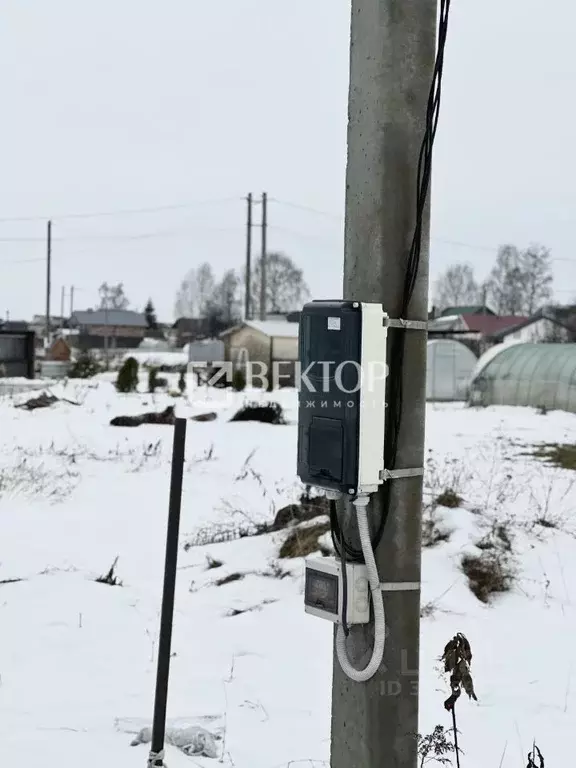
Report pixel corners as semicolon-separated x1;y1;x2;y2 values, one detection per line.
104;296;110;369
60;287;65;329
70;285;75;316
45;220;52;348
259;192;267;321
330;1;437;768
245;193;253;320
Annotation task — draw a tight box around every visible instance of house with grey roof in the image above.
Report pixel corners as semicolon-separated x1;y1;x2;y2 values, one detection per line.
220;319;299;387
69;309;147;352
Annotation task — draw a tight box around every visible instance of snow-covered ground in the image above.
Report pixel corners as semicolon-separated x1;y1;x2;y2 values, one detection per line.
1;376;575;767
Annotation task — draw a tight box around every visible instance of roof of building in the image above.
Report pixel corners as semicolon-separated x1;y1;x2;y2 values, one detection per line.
172;317;205;330
461;314;528;335
490;307;574;339
71;309;147;328
0;321;30;332
221;320;299;339
440;305;495;317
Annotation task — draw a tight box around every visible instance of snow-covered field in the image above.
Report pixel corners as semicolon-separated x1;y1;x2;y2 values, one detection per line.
1;376;575;767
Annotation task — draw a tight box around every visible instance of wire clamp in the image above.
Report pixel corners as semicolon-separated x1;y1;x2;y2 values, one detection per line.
384;317;428;331
147;749;165;767
379;467;423;481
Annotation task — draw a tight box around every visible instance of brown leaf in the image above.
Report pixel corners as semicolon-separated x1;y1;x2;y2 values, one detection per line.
456;633;473;663
458;662;478;701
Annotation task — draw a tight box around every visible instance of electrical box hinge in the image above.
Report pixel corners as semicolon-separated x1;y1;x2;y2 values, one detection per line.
379;467;424;481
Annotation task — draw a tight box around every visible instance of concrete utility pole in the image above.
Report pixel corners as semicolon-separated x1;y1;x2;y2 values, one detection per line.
45;220;52;348
70;285;75;316
331;2;437;767
104;296;110;369
259;191;267;321
245;193;253;320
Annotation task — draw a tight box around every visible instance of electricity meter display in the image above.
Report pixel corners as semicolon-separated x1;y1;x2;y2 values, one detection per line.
304;569;339;616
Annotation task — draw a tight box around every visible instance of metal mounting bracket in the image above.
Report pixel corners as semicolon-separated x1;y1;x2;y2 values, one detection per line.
380;581;421;592
384;317;428;331
379;467;424;482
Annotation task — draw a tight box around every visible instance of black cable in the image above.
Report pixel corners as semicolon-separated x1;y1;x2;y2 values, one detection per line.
338;510;350;637
332;0;452;563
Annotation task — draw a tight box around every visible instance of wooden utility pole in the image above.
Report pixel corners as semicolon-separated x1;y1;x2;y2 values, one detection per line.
330;1;437;767
45;220;52;348
259;192;267;321
245;193;253;320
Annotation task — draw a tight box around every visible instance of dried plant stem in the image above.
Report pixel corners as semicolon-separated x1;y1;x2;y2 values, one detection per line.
451;707;461;768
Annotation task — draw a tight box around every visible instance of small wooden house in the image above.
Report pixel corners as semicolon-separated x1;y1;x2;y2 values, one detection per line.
47;337;71;362
220;320;299;387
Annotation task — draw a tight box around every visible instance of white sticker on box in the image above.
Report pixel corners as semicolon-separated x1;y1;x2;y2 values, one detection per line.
327;317;341;331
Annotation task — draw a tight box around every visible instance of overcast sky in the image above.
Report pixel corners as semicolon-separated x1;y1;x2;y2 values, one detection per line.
1;0;576;322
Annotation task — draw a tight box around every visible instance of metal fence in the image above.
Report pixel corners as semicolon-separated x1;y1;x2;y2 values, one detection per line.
0;329;35;379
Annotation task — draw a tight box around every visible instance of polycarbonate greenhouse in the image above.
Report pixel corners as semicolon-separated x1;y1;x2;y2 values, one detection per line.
426;339;477;401
469;343;576;413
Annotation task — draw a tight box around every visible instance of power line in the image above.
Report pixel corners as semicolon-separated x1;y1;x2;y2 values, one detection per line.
270;197;343;220
2;192;576;269
0;225;242;243
0;196;242;224
271;199;576;260
268;224;339;244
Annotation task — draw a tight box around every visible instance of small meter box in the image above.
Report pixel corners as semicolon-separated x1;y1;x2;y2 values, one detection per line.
297;301;388;496
304;557;370;625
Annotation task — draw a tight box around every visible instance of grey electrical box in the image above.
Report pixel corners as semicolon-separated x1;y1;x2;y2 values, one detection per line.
297;300;388;496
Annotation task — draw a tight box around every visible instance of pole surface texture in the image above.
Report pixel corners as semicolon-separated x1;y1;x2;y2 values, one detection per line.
150;417;187;766
331;1;436;767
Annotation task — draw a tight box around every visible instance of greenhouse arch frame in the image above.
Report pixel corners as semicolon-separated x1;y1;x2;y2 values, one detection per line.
469;342;576;413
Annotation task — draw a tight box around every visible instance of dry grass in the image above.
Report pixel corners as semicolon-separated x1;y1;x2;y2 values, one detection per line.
214;572;244;587
475;518;514;553
531;443;576;471
0;458;78;501
95;556;123;587
435;488;463;509
461;551;515;603
226;598;277;617
422;516;452;548
279;521;331;559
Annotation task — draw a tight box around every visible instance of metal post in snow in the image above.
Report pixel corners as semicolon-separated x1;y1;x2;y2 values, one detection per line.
148;417;187;767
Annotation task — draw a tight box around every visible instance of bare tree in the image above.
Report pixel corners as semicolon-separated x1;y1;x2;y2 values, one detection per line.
485;245;527;315
433;263;480;310
196;263;216;316
251;252;310;315
174;269;199;319
521;244;553;315
201;269;241;335
98;282;129;310
216;269;241;324
174;263;216;319
485;243;553;315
